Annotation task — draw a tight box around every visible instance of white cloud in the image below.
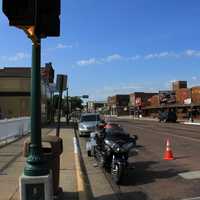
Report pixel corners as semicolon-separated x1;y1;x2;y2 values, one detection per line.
192;76;197;81
56;43;67;49
76;53;123;66
129;55;141;60
48;43;77;51
76;49;200;67
56;43;73;49
184;49;200;57
1;52;30;62
104;54;123;62
144;52;171;60
88;81;176;100
89;83;158;100
77;58;99;66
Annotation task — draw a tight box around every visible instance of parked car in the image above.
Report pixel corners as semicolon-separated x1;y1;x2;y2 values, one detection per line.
78;113;104;136
159;110;177;123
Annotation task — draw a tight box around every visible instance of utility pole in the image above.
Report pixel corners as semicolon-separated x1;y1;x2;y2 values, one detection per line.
56;74;67;136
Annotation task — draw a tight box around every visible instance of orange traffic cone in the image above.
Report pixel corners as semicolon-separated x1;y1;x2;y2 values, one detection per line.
163;139;174;160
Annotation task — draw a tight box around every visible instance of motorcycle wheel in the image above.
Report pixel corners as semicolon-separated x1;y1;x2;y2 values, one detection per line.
111;163;123;184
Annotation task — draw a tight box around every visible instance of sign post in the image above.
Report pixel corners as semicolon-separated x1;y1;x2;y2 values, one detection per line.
56;74;67;136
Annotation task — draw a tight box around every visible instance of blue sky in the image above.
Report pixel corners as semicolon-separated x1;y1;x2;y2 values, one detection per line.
1;0;200;100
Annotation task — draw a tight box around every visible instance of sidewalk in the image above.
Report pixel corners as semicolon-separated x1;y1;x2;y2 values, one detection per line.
0;126;78;200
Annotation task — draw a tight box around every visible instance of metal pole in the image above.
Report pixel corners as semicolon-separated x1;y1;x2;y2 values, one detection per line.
190;89;194;122
24;39;48;176
56;76;63;137
66;87;69;125
86;101;88;112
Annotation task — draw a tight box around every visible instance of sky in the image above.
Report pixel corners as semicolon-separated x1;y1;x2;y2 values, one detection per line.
1;0;200;100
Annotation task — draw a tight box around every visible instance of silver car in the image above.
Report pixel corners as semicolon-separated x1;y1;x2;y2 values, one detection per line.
78;113;101;136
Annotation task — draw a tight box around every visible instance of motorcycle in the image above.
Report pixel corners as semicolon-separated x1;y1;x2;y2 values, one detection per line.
86;125;138;184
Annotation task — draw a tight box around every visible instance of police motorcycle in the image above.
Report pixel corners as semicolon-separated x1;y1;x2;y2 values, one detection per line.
86;123;138;184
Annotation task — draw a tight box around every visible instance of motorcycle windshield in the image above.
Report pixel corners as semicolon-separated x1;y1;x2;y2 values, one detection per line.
105;130;129;139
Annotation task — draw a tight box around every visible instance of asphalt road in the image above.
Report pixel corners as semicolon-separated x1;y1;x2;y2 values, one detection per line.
78;118;200;200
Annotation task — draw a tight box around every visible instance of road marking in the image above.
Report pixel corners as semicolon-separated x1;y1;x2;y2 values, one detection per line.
134;125;200;143
182;197;200;200
179;171;200;180
73;137;84;192
73;137;78;154
183;122;200;126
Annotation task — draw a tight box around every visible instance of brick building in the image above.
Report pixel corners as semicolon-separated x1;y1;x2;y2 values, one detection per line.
107;95;129;116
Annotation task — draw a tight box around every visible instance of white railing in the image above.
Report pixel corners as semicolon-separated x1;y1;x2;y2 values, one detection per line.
0;117;30;142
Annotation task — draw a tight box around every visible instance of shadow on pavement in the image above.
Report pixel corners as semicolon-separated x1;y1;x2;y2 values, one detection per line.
95;191;149;200
120;161;187;186
60;190;149;200
60;191;78;200
42;121;75;129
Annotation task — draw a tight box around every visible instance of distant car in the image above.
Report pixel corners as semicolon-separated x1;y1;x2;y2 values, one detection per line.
70;111;81;122
159;111;177;123
78;113;103;136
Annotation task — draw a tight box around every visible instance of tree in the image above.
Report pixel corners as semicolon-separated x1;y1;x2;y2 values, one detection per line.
63;96;83;113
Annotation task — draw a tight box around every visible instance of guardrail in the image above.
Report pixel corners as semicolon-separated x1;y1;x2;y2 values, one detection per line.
0;117;30;142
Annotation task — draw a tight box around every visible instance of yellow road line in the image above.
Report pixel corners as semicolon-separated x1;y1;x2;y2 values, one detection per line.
73;137;86;200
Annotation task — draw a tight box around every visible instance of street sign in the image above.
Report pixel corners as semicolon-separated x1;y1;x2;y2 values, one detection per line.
56;74;67;91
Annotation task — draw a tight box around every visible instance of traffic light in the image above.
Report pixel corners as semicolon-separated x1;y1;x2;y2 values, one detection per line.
2;0;35;26
36;0;60;37
2;0;61;38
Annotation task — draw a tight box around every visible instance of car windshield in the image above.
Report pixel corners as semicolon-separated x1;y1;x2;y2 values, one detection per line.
80;115;100;122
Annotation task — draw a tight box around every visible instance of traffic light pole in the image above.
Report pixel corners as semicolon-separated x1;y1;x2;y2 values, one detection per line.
24;39;48;176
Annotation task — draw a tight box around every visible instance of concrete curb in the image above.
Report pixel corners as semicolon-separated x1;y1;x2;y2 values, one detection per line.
73;128;93;200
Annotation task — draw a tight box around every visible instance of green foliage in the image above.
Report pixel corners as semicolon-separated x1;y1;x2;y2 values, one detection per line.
63;96;83;113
